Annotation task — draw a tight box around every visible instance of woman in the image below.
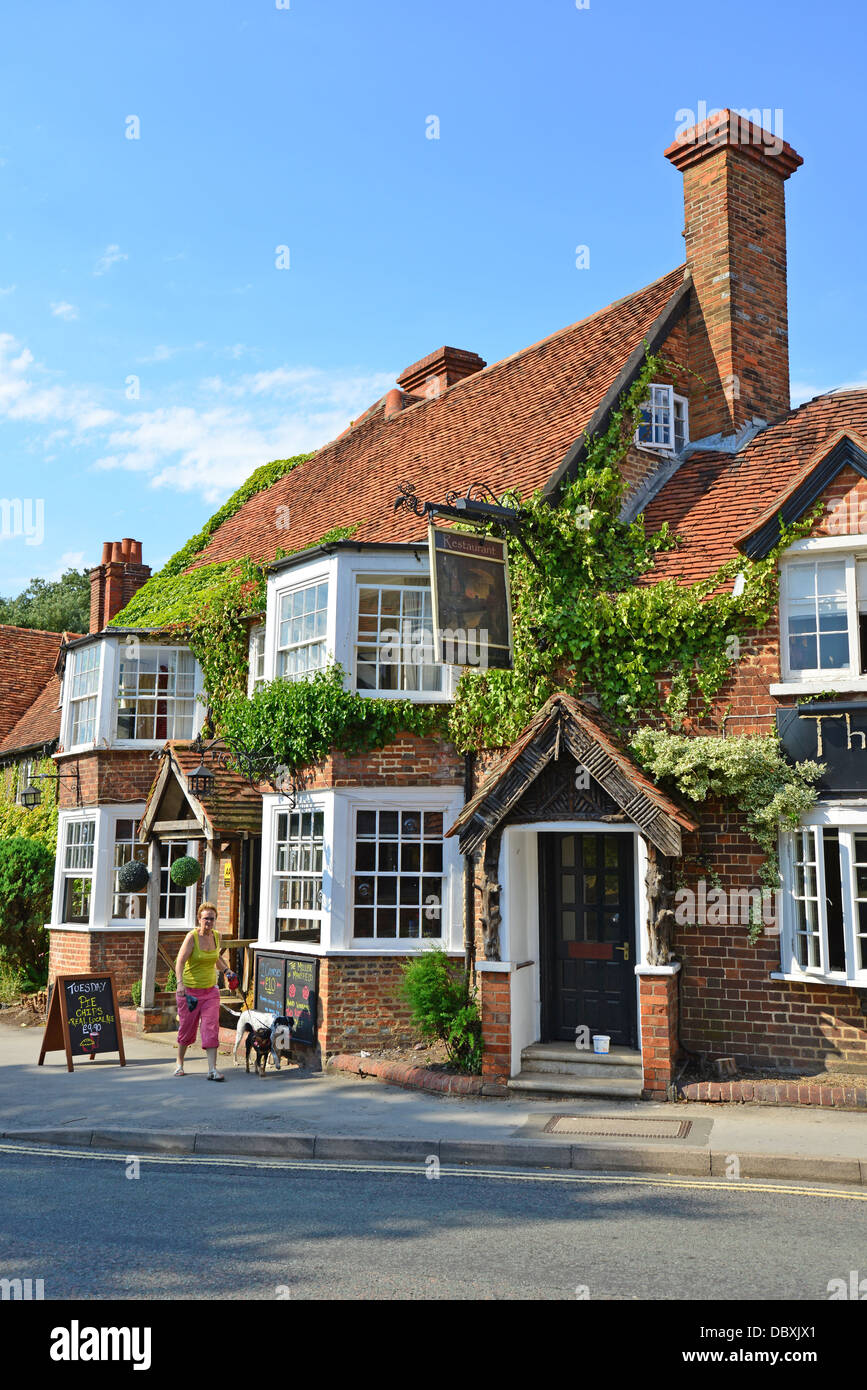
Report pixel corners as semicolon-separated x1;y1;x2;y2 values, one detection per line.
174;901;231;1080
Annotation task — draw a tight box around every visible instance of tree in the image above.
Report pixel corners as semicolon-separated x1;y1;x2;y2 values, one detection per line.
0;838;54;978
0;569;90;633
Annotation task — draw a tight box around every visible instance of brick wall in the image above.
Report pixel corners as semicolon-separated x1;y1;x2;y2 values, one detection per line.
56;749;157;807
49;929;188;1001
479;971;511;1079
319;954;425;1052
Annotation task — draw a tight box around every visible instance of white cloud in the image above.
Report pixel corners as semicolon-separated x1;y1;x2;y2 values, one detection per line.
48;550;86;578
93;365;395;501
0;332;115;431
0;285;15;296
93;244;128;276
50;301;79;321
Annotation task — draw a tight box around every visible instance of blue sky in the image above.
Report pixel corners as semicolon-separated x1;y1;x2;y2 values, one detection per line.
0;0;864;593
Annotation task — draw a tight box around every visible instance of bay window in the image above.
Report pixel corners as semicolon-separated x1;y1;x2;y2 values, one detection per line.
782;822;867;980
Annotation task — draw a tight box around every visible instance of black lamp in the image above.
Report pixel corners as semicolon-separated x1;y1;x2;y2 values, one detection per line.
20;783;42;809
188;761;215;798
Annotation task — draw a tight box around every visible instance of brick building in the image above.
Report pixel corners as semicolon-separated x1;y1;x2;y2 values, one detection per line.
23;108;867;1096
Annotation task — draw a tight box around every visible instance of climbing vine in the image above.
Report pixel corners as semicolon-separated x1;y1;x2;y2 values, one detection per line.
0;757;58;852
448;350;817;750
219;664;443;774
629;728;824;891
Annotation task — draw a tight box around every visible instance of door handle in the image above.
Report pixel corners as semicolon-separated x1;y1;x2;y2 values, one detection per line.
615;942;630;961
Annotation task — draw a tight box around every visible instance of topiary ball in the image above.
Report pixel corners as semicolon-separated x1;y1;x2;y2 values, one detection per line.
170;855;202;887
117;859;149;893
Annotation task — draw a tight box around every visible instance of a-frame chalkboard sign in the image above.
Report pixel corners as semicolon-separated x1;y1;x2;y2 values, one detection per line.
38;973;126;1072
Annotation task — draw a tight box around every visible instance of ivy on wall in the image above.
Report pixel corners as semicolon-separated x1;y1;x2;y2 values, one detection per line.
0;757;59;852
447;351;816;751
220;664;443;774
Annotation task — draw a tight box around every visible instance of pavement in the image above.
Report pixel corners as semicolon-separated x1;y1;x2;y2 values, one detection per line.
3;1023;867;1183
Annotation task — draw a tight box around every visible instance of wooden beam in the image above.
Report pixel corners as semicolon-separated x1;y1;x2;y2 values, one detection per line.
141;840;162;1010
152;820;206;836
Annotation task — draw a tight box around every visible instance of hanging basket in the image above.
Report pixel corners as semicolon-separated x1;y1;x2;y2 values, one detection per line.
170;855;202;888
117;859;149;893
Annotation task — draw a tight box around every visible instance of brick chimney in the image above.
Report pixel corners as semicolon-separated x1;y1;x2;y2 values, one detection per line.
89;538;151;633
397;346;486;400
664;109;803;439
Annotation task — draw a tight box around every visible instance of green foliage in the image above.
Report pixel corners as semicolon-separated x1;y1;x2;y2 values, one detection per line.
166;968;177;993
170;855;201;887
0;568;91;633
131;979;142;1007
0;759;58;852
0;837;55;974
220;664;444;774
107;561;240;631
448;350;813;750
630;728;824;887
0;954;25;1003
399;948;483;1073
159;453;314;577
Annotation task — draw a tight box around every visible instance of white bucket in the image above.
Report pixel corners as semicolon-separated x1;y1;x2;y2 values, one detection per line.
592;1034;610;1054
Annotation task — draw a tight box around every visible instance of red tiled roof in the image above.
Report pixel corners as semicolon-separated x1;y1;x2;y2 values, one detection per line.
0;673;62;756
187;267;686;568
642;391;867;584
0;626;66;748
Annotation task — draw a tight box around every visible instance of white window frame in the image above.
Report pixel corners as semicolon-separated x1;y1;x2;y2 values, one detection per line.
353;571;445;699
634;384;689;454
779;806;867;985
114;642;200;745
63;642;103;751
264;555;336;685
778;554;859;684
248;625;266;695
275;577;330;681
57;814;97;925
60;636;205;752
771;537;867;694
272;803;327;944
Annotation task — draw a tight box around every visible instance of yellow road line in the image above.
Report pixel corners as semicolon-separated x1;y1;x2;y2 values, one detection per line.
0;1140;864;1201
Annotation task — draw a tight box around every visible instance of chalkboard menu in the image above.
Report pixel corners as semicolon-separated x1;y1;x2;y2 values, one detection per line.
255;954;286;1018
254;952;318;1047
38;973;126;1072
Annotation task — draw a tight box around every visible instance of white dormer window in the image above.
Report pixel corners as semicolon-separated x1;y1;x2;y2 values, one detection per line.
636;385;688;453
248;626;266;694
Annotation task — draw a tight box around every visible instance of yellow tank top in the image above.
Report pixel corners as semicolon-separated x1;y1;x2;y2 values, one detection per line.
182;930;221;989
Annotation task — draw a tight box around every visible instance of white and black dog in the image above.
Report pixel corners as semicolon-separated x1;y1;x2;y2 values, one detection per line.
231;1009;295;1076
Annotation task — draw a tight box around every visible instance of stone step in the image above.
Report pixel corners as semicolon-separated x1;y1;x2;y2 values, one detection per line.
506;1072;645;1101
520;1043;643;1079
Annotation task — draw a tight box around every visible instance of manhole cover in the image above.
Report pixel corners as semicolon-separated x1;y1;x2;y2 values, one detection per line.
542;1114;692;1140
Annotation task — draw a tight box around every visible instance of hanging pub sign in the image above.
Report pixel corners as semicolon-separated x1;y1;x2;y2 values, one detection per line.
38;973;126;1073
254;951;319;1047
777;702;867;795
428;524;513;671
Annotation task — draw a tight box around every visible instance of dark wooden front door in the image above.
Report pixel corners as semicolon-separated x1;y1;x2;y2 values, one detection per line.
540;832;636;1048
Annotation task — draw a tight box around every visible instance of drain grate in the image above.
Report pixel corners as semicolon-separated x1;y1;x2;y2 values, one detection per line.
542;1114;692;1140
